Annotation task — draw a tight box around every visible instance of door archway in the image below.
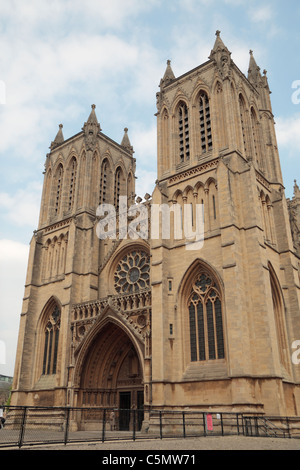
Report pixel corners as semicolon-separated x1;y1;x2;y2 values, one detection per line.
76;320;144;430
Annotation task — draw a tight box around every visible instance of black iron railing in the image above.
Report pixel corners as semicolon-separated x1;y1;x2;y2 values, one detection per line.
0;406;299;448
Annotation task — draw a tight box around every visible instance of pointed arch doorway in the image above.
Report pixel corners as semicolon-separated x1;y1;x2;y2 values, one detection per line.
77;320;144;431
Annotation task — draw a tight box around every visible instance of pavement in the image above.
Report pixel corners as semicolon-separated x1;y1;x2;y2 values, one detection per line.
13;435;300;451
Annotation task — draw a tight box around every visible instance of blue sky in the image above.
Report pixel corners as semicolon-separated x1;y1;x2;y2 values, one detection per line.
0;0;300;376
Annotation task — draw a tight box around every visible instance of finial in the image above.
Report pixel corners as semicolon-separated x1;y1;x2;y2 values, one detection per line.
91;104;96;109
249;49;253;55
121;127;134;154
216;30;221;37
50;123;64;150
167;59;171;65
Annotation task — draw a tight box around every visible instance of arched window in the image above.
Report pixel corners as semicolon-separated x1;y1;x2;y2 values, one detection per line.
239;94;251;159
178;102;190;162
199;92;212;153
251;107;263;170
54;164;64;216
188;271;224;362
42;305;61;375
161;108;170;173
68;157;77;211
114;167;124;211
100;159;109;204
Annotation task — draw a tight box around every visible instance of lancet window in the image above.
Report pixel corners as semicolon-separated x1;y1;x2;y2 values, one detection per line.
239;94;250;159
199;92;212;153
100;159;109;204
178;102;190;162
68;157;77;211
188;271;224;362
114;167;122;211
54;164;64;216
42;305;61;375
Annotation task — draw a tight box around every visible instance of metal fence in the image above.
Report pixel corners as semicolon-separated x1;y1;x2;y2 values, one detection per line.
0;406;299;448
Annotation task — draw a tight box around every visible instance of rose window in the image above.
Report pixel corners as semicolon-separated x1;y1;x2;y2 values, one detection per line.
114;250;150;293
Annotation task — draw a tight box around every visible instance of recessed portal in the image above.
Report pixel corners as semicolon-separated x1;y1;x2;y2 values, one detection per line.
78;321;144;430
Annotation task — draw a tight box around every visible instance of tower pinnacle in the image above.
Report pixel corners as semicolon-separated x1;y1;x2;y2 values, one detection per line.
50;124;64;151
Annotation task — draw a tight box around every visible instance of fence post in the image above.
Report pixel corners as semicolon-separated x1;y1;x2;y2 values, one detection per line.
18;406;27;448
236;414;240;435
159;411;163;439
203;413;207;437
286;417;291;439
64;407;70;445
182;411;186;438
102;409;106;443
255;417;259;436
220;413;224;435
133;409;136;441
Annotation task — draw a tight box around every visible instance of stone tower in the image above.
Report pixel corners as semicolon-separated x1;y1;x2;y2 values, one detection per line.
151;31;300;416
11;33;300;427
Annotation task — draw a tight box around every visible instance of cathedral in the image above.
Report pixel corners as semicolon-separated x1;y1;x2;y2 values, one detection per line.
11;32;300;429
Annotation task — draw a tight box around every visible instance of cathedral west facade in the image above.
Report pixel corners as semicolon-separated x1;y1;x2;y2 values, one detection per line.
11;32;300;427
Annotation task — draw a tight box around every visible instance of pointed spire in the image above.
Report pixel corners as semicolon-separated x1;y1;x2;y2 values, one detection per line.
84;104;101;130
209;30;231;60
121;127;134;155
87;104;99;125
50;124;64;151
248;50;263;87
211;30;227;53
163;60;175;82
160;60;175;88
83;104;101;134
209;30;232;79
82;104;101;151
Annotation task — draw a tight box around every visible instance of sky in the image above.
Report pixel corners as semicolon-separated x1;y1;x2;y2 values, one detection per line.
0;0;300;377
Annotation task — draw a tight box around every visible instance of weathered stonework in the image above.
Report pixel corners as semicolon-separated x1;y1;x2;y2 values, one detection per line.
11;33;300;429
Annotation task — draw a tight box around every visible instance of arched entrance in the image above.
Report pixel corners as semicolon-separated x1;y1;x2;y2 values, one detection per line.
77;320;144;431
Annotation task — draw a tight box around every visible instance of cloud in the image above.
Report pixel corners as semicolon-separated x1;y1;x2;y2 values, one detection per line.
1;0;159;33
0;21;163;163
135;167;157;199
132;124;157;163
248;5;273;23
2;34;140;107
0;239;29;376
0;181;42;228
276;114;300;157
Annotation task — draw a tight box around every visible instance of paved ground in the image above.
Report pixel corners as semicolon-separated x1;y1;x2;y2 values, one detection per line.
17;435;300;451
